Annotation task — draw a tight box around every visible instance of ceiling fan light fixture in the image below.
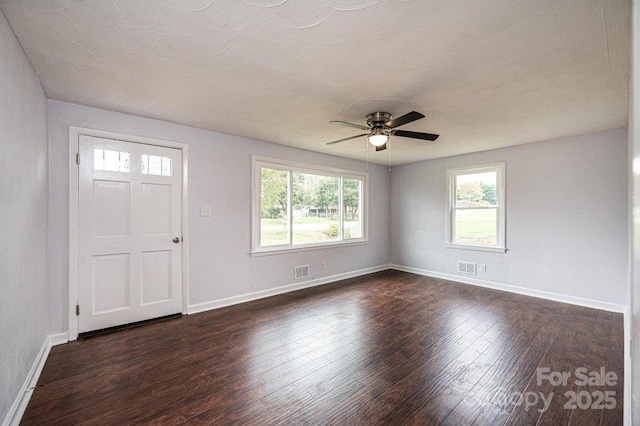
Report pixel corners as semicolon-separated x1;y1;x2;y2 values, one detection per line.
368;128;388;147
326;111;438;150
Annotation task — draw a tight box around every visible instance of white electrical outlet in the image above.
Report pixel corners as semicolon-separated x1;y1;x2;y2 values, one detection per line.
322;261;327;270
200;206;212;217
479;264;487;273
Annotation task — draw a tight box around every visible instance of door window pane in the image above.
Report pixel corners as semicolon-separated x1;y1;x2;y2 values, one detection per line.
343;178;362;239
260;168;289;246
141;155;172;176
292;173;339;244
94;149;130;172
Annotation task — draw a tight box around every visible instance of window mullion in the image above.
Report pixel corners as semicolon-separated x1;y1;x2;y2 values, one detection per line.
338;176;344;240
455;206;498;210
358;179;363;237
452;208;457;244
450;175;456;244
287;170;293;245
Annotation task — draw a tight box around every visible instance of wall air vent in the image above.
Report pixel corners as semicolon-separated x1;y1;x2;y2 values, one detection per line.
294;265;309;280
457;261;477;275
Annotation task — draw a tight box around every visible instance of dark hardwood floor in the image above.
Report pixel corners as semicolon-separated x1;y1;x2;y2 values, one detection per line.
22;270;624;425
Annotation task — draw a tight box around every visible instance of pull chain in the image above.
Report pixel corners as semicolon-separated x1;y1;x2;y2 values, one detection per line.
366;137;369;173
388;137;391;171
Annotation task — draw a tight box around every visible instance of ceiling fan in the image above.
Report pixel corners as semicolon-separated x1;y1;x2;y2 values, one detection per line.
326;111;439;151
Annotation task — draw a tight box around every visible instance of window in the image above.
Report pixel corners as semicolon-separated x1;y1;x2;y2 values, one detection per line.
94;149;130;172
253;157;367;254
141;154;172;176
446;163;505;252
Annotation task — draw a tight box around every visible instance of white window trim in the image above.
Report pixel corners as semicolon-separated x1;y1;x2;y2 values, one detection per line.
251;155;368;256
446;162;506;253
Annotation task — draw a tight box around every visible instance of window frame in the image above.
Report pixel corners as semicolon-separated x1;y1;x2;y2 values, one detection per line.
251;156;368;256
446;162;506;253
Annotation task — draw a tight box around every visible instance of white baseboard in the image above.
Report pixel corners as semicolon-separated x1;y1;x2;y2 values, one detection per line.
623;305;631;425
187;264;389;315
189;264;626;315
2;332;69;426
2;338;48;426
48;332;69;347
389;264;626;313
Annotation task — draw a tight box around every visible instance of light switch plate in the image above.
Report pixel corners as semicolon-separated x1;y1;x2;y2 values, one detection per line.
200;206;212;217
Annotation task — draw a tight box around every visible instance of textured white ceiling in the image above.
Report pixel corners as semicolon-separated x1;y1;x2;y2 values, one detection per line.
1;0;630;165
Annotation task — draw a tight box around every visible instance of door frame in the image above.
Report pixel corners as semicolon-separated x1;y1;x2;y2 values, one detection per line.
68;126;189;341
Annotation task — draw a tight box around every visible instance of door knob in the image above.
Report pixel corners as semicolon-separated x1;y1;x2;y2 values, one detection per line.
173;237;180;243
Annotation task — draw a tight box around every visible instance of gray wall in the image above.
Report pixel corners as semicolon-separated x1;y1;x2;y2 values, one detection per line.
0;10;49;422
390;129;628;306
47;100;391;333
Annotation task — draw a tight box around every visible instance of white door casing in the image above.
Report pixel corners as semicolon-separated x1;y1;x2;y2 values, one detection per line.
69;128;189;338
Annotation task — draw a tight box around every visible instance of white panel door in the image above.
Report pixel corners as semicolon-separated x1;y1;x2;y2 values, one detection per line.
78;135;182;333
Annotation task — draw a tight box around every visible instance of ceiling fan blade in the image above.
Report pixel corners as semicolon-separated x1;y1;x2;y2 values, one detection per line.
326;133;368;145
393;130;439;141
385;111;425;129
375;143;387;152
330;120;369;131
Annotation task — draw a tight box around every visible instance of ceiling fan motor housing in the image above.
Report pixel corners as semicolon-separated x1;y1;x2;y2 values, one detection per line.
366;112;392;128
326;110;437;148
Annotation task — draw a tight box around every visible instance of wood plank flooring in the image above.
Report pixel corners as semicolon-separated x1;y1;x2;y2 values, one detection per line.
22;270;624;425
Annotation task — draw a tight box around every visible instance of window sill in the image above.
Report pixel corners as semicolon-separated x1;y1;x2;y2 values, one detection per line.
445;243;507;253
251;240;369;257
